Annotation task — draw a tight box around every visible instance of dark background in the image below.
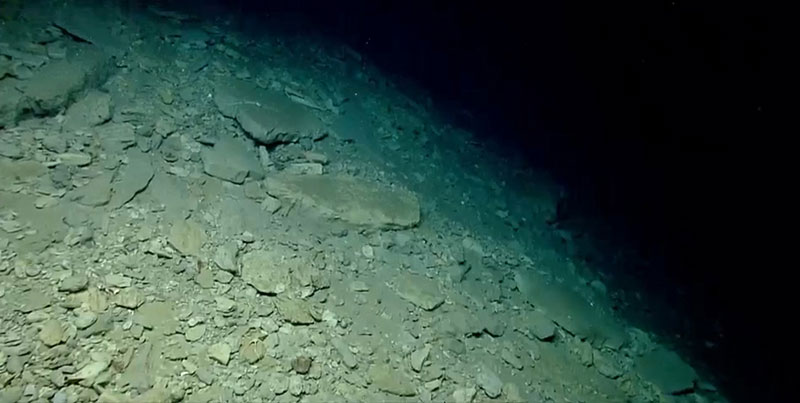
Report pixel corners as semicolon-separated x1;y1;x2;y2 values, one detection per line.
167;0;771;400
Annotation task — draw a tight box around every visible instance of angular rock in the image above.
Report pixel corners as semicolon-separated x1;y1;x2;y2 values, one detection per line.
201;135;263;184
214;78;326;145
477;365;503;398
527;311;556;341
368;365;416;397
266;174;420;229
58;274;89;293
410;345;431;372
62;89;112;131
134;302;179;335
109;150;154;208
636;348;698;394
241;249;291;295
394;273;444;311
213;242;238;274
16;46;109;117
168;220;207;257
39;319;65;346
274;298;315;325
72;173;112;207
331;338;358;369
185;323;206;342
208;342;231;365
98;122;136;154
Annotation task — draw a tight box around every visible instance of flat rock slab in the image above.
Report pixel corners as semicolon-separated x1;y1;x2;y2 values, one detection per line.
394;273;444;311
168;220;207;257
201;135;263;184
241;249;292;295
134;302;179;336
110;150;154;208
274;297;315;325
636;347;698;395
53;5;128;56
62;89;112;131
214;78;325;145
72;173;112;207
368;365;417;397
266;174;420;229
17;45;109;116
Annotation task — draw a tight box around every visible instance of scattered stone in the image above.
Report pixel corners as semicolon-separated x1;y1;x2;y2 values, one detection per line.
527;311;556;341
18;289;51;312
201;135;263;184
349;281;370;292
72;173;113;207
39;319;65;346
477;365;503;398
241;249;291;295
214;78;326;145
410;345;431;372
67;358;110;383
185;324;206;342
208;342;232;365
240;337;265;364
636;347;698;395
331;338;358;369
168;220;207;257
452;387;477;403
213;242;239;274
57;152;93;167
503;383;526;403
214;270;234;284
74;309;97;330
368;365;416;397
292;356;312;374
265;174;420;229
394;273;444;311
105;273;131;288
283;162;323;175
195;366;215;385
114;289;144;309
58;274;89;293
99;122;137;154
134;302;179;335
109;150;155;208
194;269;214;289
62;89;112;131
275;298;315;325
483;317;506;337
593;350;623;379
501;347;524;370
215;296;236;313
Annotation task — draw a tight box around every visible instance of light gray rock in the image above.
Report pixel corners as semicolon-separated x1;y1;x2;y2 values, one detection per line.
266;174;420;229
331;338;358;369
274;298;315;325
477;365;503;398
58;274;89;293
73;173;112;207
410;345;431;372
109;150;154;208
62;90;112;131
201;135;263;184
394;273;444;311
527;311;556;341
208;342;231;365
241;249;291;295
168;220;207;257
214;78;326;145
368;365;416;397
635;347;698;394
